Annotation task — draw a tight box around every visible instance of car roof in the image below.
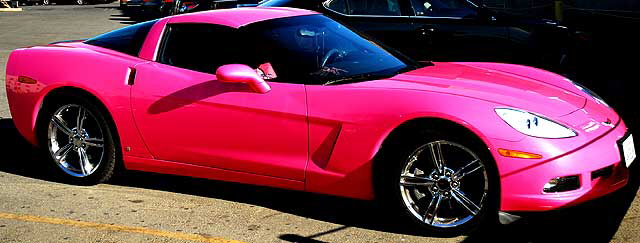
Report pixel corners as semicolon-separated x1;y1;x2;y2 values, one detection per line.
166;7;320;28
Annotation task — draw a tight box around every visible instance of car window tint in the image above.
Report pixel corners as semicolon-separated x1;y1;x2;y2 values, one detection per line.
242;15;413;85
347;0;401;16
410;0;476;17
158;24;249;74
324;0;347;14
157;16;417;85
85;20;158;56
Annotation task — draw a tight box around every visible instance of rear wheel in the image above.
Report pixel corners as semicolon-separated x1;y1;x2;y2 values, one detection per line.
377;127;499;235
38;95;118;185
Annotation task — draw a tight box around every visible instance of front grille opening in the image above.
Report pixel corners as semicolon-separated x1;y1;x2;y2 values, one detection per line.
592;165;614;180
543;175;581;193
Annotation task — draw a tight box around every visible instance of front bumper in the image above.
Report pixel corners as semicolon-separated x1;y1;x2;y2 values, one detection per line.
498;121;630;211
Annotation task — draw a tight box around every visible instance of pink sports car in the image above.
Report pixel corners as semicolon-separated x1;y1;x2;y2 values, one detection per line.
5;7;636;235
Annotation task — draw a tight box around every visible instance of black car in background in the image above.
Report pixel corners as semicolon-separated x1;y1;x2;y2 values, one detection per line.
120;0;165;16
20;0;111;5
259;0;588;74
163;0;256;15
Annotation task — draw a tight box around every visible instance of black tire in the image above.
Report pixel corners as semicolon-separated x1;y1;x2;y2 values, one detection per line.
37;94;118;185
375;125;500;236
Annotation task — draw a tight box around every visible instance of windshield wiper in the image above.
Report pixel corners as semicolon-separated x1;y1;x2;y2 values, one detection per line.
322;63;427;85
323;73;394;85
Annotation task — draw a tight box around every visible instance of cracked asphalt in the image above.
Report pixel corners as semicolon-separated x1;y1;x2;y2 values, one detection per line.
1;3;640;243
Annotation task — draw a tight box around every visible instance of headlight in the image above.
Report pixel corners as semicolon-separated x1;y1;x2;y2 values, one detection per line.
573;81;609;107
495;108;577;138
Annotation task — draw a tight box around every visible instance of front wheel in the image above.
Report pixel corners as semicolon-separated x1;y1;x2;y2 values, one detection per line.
38;96;118;185
377;129;499;235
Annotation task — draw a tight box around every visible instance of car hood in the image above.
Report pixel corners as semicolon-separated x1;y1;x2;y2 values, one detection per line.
355;62;587;118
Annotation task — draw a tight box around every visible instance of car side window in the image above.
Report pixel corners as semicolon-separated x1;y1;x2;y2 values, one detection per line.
85;20;158;56
346;0;402;16
158;24;249;74
324;0;348;14
410;0;476;18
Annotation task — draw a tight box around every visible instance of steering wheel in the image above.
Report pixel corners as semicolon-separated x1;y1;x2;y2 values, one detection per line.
321;49;343;67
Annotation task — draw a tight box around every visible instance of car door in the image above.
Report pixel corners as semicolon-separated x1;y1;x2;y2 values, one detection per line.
407;0;511;62
130;23;308;181
322;0;415;54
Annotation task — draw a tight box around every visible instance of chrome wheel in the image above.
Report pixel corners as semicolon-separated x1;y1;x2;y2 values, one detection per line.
47;104;105;177
399;140;488;228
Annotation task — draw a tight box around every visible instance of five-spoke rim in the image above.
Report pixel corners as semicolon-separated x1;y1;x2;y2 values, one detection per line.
48;104;105;177
399;140;488;228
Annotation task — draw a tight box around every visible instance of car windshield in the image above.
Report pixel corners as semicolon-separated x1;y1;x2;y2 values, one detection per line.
241;15;422;85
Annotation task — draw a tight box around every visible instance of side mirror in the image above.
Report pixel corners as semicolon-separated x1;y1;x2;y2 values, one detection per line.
215;64;271;94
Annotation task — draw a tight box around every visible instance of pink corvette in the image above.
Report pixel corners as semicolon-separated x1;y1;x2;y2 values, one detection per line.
5;7;636;235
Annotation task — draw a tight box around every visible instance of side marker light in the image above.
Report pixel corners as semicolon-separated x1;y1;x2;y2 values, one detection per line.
498;149;543;159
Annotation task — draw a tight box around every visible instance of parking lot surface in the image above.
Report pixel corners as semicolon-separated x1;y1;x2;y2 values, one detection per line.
2;3;640;243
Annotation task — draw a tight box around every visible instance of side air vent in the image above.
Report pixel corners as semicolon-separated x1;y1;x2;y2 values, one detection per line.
126;67;137;86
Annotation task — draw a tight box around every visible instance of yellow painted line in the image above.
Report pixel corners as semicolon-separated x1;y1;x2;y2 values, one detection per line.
0;212;245;243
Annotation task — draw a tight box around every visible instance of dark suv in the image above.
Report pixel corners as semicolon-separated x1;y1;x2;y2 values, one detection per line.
259;0;588;74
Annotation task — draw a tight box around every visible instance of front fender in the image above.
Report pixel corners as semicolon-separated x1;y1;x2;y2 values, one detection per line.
304;86;522;199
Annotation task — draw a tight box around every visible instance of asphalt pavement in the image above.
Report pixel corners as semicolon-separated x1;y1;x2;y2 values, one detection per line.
1;3;640;243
